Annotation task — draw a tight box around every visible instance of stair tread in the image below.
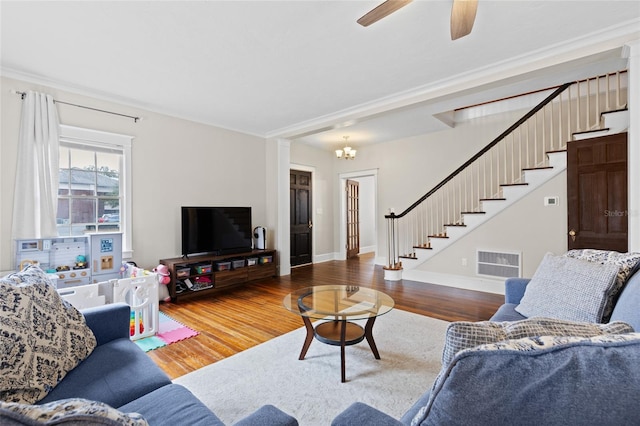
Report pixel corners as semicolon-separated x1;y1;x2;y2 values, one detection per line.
413;245;433;250
573;127;610;135
601;107;628;115
547;149;567;154
444;223;466;227
500;183;528;187
461;211;486;214
522;166;553;171
480;198;506;201
428;235;449;239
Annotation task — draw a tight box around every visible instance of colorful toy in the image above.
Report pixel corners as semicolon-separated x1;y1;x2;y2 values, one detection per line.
153;264;171;303
74;255;87;269
120;261;135;277
130;311;144;336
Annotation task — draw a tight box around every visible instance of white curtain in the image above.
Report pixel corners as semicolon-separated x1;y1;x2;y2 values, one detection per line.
12;91;60;239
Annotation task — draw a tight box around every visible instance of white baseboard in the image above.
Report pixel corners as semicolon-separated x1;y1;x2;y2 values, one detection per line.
400;269;505;295
313;248;375;264
371;256;505;294
358;245;376;255
313;252;338;264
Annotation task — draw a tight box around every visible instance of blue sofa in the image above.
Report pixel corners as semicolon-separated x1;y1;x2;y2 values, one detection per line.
17;303;297;426
490;268;640;330
332;257;640;426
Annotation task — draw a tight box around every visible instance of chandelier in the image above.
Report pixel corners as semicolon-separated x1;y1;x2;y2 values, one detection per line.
335;136;356;160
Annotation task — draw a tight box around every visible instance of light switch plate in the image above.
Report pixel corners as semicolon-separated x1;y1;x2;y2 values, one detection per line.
544;196;559;206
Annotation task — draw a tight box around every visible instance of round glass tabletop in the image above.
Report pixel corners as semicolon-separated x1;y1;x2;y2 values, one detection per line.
283;285;394;320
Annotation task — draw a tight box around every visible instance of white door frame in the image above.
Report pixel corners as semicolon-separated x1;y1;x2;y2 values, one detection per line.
338;169;378;260
291;163;316;265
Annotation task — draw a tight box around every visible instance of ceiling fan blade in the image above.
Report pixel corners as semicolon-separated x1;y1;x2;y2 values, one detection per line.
357;0;413;27
450;0;478;40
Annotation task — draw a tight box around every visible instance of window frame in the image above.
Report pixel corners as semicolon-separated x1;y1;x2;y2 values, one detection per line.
58;124;134;259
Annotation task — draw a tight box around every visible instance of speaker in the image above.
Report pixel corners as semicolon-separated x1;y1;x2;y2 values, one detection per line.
253;226;266;250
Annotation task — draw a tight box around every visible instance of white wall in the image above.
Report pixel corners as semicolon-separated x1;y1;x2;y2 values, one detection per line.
1;76;269;271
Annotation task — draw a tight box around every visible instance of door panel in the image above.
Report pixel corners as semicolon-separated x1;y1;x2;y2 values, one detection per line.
346;179;360;259
567;133;627;252
290;170;312;266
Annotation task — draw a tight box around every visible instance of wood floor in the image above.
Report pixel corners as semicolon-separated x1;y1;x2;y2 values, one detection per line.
150;253;504;379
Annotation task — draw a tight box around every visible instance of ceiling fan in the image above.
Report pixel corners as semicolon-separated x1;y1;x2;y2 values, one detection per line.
357;0;478;40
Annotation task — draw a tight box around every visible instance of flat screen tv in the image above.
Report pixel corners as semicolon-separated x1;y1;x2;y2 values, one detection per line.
181;206;253;257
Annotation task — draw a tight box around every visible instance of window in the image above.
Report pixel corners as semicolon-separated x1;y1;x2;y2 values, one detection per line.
56;125;133;258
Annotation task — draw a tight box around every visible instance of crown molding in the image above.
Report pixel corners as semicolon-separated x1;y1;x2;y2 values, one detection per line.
1;67;265;140
267;19;640;141
3;18;638;142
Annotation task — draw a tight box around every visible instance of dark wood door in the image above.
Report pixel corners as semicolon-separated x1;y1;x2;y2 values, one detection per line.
346;179;360;259
290;170;312;267
567;132;628;252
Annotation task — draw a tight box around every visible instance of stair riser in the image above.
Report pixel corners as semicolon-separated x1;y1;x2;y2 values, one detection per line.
500;185;529;200
480;200;507;216
523;169;556;187
461;214;486;228
444;226;467;239
547;152;567;169
427;237;453;252
603;110;629;133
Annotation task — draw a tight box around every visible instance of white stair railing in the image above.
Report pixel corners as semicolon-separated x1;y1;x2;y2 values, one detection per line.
385;71;628;271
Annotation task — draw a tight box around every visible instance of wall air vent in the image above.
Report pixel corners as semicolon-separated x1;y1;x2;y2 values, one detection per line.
476;250;521;279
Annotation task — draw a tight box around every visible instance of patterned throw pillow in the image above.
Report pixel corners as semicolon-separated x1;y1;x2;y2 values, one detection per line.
0;398;148;425
564;249;640;321
0;265;97;404
463;331;640;355
514;253;620;323
441;317;633;366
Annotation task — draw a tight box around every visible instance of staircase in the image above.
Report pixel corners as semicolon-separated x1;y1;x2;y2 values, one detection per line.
384;71;629;281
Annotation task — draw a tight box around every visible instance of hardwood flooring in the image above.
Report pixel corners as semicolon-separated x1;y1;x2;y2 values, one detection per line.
150;253;504;379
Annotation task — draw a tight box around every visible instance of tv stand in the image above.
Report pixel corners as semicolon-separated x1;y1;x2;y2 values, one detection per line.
160;249;276;302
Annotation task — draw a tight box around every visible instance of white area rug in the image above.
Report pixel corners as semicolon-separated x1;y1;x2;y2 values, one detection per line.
174;309;449;426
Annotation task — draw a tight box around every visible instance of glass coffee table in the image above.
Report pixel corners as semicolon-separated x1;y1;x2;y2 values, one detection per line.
283;285;394;382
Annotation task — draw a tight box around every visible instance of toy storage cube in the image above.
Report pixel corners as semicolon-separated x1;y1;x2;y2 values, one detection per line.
176;267;191;278
112;274;160;340
195;263;212;274
215;261;231;271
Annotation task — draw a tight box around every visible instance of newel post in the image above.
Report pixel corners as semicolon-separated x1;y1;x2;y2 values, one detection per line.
383;213;402;281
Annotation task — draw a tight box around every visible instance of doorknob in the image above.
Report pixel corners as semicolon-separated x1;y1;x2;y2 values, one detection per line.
569;229;576;242
308;221;313;229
